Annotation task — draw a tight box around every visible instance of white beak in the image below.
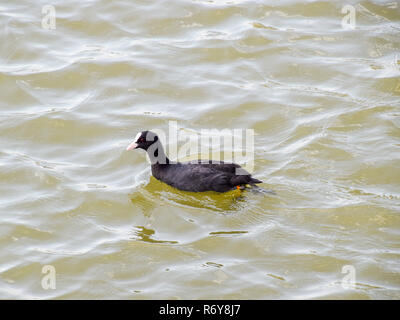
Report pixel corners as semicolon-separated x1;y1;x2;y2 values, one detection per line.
126;141;138;151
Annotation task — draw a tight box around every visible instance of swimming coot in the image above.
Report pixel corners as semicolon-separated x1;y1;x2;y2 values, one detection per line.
126;131;262;193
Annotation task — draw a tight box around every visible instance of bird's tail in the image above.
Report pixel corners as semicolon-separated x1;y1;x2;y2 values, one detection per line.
248;177;262;185
230;176;263;193
231;175;262;186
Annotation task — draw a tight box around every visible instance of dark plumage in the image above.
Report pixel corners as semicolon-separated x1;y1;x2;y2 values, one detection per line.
126;131;263;193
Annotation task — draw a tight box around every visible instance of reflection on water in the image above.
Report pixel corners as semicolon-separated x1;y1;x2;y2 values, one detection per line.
131;226;178;245
135;175;252;213
0;0;399;299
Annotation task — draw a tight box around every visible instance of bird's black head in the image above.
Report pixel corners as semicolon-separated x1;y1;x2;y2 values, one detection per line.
126;131;159;151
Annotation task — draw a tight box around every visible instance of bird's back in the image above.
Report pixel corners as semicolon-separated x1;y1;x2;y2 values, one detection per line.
151;160;261;193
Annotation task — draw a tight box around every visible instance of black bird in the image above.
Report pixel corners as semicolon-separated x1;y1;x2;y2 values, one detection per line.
126;131;263;193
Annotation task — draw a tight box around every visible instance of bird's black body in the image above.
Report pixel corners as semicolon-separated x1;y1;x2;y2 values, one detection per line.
151;160;262;193
127;131;262;193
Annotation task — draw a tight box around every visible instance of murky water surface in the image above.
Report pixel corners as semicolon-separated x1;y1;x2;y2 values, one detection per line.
0;0;399;299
